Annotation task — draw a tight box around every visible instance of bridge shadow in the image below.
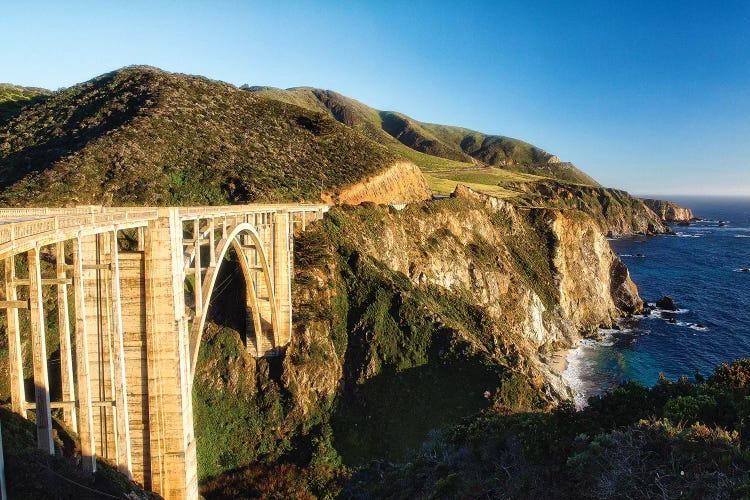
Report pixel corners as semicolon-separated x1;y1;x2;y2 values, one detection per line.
204;258;247;334
330;358;499;465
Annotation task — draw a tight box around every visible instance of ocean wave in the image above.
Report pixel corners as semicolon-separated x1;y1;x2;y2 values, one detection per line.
649;307;689;315
689;324;709;331
735;235;750;238
563;346;594;409
733;268;750;273
675;233;701;238
672;321;689;327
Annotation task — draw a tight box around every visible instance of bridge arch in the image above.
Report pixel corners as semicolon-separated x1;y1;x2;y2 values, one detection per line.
188;222;279;379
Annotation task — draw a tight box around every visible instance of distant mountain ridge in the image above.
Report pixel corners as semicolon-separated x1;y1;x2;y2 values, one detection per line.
244;86;599;186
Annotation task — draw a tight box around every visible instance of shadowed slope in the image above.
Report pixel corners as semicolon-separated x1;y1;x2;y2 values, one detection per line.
0;84;51;127
0;67;401;206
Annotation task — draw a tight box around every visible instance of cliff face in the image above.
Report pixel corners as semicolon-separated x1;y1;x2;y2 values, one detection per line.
642;198;694;222
282;186;642;421
188;185;646;493
504;179;669;236
322;160;431;205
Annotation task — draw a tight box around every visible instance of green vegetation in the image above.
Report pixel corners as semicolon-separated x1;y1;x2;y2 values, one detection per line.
0;67;399;206
0;84;50;126
346;360;750;498
0;408;152;499
504;179;667;235
247;85;600;187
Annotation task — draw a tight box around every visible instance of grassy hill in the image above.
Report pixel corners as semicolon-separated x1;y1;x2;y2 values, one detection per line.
0;84;50;127
0;67;400;206
246;86;599;188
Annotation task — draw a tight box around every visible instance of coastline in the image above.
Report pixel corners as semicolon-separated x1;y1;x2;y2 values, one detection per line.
550;347;570;375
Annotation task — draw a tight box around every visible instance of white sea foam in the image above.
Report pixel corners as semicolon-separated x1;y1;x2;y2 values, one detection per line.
652;307;689;315
689;324;709;331
563;344;593;409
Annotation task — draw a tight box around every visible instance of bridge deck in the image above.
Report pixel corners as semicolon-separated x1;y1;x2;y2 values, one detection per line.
0;203;328;259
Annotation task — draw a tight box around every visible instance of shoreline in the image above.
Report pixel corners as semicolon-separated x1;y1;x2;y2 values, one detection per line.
550;347;571;375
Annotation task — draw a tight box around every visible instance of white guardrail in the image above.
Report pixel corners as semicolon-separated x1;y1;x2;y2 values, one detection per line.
0;204;330;257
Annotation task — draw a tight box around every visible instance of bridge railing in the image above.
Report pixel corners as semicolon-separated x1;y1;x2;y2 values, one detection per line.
0;204;330;259
0;206;104;218
0;209;161;258
176;203;329;219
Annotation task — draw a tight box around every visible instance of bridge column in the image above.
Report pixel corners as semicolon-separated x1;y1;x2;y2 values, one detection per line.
73;237;97;473
56;242;77;430
80;234;117;462
143;209;197;500
3;256;25;418
273;211;292;347
28;247;54;455
118;249;151;486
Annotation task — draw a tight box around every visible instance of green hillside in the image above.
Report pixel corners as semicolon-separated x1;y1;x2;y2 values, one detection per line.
0;84;50;127
246;86;599;188
0;67;399;206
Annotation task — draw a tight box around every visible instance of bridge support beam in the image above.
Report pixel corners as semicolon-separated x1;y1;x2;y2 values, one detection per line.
143;209;197;500
28;247;54;455
273;211;292;347
56;242;77;430
73;237;97;473
80;234;118;462
4;256;25;418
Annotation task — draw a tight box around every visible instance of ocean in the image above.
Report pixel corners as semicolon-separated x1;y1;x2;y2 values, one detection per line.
564;196;750;408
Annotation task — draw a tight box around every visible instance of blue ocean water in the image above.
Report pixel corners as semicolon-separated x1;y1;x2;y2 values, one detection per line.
565;196;750;408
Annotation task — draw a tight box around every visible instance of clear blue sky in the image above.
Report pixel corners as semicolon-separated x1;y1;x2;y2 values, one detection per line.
2;0;749;195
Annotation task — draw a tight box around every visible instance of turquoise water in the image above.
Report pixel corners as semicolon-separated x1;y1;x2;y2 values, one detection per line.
565;196;750;407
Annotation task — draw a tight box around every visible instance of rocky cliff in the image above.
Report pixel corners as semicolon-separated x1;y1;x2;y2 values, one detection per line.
322;160;431;205
194;185;644;495
503;179;670;236
642;198;695;222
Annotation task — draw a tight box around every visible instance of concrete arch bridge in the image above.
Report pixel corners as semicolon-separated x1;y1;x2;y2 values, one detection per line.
0;203;327;499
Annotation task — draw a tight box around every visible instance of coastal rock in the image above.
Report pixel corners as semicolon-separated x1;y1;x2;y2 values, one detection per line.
642;198;695;223
503;180;669;236
656;296;677;311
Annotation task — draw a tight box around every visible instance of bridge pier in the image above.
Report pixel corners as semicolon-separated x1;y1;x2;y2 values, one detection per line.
143;209;198;500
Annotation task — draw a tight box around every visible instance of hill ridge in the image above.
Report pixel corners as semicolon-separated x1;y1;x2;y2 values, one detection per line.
0;66;423;206
245;85;599;186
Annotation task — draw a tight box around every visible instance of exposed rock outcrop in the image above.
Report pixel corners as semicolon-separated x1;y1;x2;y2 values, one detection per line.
656;295;678;311
286;185;642;414
322;160;431;205
642;198;695;222
503;180;669;236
